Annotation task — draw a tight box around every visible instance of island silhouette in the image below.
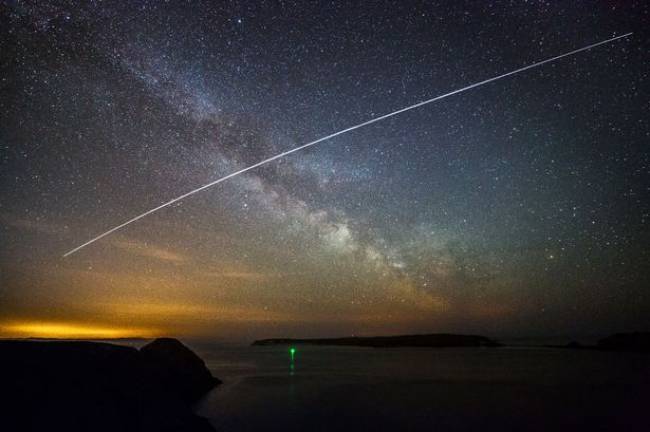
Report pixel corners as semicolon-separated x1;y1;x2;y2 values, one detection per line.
253;333;501;348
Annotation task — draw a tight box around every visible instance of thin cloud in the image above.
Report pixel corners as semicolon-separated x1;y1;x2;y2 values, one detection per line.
1;213;69;236
111;239;187;264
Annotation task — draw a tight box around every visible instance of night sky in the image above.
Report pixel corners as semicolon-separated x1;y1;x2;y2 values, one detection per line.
1;1;648;340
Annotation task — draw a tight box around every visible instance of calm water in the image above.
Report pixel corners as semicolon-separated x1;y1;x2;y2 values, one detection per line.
192;344;649;431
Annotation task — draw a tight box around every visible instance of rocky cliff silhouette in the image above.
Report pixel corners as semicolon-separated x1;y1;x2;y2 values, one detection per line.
0;338;219;432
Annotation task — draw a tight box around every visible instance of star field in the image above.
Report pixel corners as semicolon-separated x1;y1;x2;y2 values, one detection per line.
0;1;648;339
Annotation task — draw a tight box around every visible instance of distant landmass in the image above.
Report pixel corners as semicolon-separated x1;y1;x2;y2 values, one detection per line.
0;337;219;432
253;332;650;352
596;332;650;352
554;332;650;353
253;333;502;348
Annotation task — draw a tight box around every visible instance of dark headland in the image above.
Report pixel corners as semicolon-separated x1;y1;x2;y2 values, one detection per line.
596;332;650;352
252;333;502;348
0;337;219;432
545;332;650;353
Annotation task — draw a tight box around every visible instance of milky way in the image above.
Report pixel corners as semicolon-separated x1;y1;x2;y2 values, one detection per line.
63;33;633;258
1;1;648;339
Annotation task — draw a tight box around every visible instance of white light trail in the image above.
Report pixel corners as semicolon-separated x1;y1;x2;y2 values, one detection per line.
64;33;632;257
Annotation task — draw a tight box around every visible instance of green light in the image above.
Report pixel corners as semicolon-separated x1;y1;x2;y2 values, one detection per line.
289;347;296;375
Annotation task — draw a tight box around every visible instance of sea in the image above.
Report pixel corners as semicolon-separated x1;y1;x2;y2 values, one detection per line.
188;342;650;431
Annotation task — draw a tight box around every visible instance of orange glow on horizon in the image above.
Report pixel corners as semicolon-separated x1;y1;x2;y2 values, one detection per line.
0;321;158;339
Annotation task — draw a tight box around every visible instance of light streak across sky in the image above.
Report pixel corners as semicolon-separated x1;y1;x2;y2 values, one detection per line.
63;32;633;257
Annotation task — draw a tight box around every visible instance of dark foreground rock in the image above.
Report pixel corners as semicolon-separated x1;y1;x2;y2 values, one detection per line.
253;333;501;348
0;338;219;432
597;332;650;353
141;338;221;403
